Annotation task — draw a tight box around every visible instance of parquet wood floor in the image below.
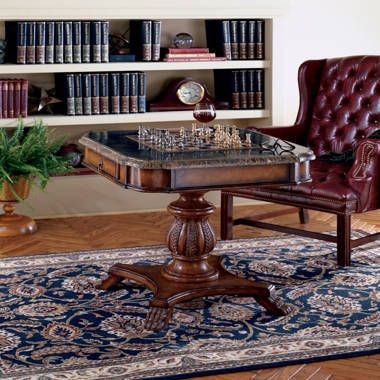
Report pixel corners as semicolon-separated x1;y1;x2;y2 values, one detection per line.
0;204;379;379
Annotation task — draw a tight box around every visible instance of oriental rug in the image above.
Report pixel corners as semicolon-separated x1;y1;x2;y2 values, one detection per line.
0;234;379;379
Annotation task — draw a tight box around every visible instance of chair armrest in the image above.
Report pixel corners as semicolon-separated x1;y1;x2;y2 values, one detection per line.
348;138;380;211
248;124;307;144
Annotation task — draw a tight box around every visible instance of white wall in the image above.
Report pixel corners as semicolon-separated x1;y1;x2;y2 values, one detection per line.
278;0;380;125
12;0;380;217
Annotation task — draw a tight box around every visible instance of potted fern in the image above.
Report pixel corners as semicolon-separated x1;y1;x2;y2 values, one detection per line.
0;120;71;237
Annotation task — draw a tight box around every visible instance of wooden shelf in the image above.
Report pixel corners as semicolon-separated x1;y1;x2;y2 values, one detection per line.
0;60;271;74
0;110;270;128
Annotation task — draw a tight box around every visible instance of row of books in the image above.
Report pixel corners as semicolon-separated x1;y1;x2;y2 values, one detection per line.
0;79;28;119
129;20;162;61
161;47;226;62
5;21;109;64
215;69;264;109
206;19;265;60
56;72;146;116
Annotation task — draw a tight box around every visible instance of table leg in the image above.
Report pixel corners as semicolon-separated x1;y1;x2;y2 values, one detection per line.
98;191;290;331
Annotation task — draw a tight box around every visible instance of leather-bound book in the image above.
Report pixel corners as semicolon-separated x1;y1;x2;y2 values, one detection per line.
238;20;247;60
8;80;14;118
99;73;109;114
247;69;255;108
129;72;138;113
55;22;64;63
205;20;232;60
91;73;100;115
239;70;247;108
26;21;36;64
138;72;146;113
14;80;21;117
230;20;239;60
74;74;83;115
36;21;46;64
247;20;256;60
82;73;92;115
91;21;102;63
120;73;130;114
81;22;91;63
110;73;120;114
72;21;82;63
254;69;264;108
20;79;28;117
255;19;265;60
101;21;109;63
63;21;73;63
2;80;8;118
152;20;161;61
45;22;55;64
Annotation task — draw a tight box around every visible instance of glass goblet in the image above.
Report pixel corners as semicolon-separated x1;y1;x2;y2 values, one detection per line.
193;101;216;124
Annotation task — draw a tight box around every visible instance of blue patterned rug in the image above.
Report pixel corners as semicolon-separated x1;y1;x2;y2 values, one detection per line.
0;234;379;380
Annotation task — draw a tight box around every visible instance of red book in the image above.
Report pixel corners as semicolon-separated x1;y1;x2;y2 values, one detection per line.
14;80;21;117
163;57;227;62
21;79;28;117
166;48;209;54
2;80;8;118
8;80;14;118
166;53;215;58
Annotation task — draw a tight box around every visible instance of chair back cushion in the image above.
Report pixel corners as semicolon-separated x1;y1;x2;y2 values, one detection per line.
307;56;380;156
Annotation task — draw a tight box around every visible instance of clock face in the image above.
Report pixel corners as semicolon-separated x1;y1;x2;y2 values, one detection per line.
176;81;205;105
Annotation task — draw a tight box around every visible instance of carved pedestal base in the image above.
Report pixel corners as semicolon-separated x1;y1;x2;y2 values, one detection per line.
98;192;290;331
0;203;37;237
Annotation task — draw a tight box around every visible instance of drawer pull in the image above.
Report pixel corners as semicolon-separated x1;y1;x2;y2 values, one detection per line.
97;160;104;171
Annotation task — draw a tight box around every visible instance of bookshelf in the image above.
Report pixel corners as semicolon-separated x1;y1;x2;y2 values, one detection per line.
0;0;290;217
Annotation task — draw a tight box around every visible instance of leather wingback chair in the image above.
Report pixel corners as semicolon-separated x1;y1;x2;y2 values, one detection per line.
220;56;380;266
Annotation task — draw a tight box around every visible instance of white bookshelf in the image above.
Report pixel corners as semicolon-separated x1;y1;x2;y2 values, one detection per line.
0;110;270;128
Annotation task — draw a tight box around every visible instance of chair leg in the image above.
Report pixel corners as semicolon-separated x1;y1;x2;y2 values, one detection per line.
220;193;233;240
337;214;351;266
298;208;309;224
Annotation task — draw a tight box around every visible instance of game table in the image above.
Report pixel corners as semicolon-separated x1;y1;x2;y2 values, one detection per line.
79;126;315;331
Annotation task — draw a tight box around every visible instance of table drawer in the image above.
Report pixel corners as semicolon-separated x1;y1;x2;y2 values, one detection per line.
84;148;119;179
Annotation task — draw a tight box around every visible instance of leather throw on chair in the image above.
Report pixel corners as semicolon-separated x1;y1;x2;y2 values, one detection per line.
220;55;380;266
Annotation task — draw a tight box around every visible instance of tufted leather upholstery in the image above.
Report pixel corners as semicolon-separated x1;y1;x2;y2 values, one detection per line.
221;56;380;266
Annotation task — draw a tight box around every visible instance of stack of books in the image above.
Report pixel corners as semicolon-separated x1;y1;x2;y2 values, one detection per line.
162;48;226;62
205;19;265;60
5;21;109;64
0;79;28;118
56;72;146;116
129;20;162;61
214;69;264;109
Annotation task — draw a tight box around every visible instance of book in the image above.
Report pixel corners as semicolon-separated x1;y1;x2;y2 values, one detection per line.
14;80;21;117
91;21;102;63
26;21;36;64
91;73;100;115
55;21;64;63
247;20;256;60
254;69;264;108
74;74;83;115
247;69;255;108
120;73;130;114
230;20;239;60
5;22;27;64
109;73;120;114
163;57;226;62
36;21;46;64
109;54;136;62
239;70;247;109
205;20;232;60
63;21;73;63
238;20;247;60
129;20;152;61
151;20;161;61
164;47;210;54
255;19;265;60
138;72;146;113
17;22;27;64
72;21;82;63
101;21;110;63
82;73;92;115
165;53;216;58
99;73;109;114
45;21;55;63
2;81;8;118
65;74;75;116
81;21;91;63
129;72;138;113
8;81;14;118
21;79;28;117
231;70;240;109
